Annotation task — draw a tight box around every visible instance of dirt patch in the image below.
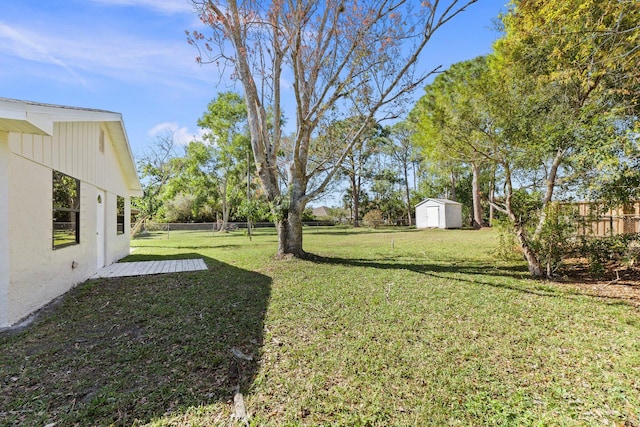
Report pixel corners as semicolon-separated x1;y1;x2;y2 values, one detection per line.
555;262;640;308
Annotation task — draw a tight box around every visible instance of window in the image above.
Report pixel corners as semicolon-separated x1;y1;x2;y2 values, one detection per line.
53;171;80;249
117;195;125;235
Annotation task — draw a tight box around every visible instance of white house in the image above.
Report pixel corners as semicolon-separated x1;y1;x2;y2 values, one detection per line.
415;198;462;229
0;98;142;328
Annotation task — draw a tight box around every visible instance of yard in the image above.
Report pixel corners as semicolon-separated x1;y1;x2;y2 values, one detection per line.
1;227;639;425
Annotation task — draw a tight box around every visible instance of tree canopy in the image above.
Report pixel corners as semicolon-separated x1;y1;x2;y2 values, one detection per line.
408;0;639;277
188;0;477;257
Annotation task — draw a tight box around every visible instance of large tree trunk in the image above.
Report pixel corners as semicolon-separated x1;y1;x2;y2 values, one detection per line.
352;175;361;227
514;224;544;277
489;168;495;226
450;169;457;201
500;164;545;278
471;162;484;229
534;148;565;237
219;175;230;232
275;201;305;258
193;0;480;259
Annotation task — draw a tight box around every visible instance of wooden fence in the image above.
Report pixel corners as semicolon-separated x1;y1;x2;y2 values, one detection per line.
569;202;640;237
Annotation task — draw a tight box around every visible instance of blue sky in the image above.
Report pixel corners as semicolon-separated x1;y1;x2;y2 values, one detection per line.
0;0;507;159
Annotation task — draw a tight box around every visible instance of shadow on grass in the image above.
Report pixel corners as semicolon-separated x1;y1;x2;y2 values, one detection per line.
127;244;245;253
310;255;578;300
0;254;270;426
303;227;420;236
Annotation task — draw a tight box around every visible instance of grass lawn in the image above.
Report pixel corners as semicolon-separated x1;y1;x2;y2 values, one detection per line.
1;227;639;426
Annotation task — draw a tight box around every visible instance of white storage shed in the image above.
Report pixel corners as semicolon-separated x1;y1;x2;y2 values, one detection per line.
0;98;142;328
415;198;462;229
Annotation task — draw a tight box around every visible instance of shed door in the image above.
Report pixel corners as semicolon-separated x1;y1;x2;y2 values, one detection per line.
426;206;439;227
96;191;106;269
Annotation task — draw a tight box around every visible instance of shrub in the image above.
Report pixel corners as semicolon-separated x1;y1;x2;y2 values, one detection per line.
530;203;579;277
363;209;383;228
492;218;523;261
578;234;640;276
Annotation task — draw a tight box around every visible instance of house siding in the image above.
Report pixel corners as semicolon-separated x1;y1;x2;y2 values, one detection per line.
3;121;132;326
0;132;10;327
9;122;103;187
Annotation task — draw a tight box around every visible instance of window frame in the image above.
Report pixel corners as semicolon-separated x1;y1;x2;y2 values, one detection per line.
116;195;125;235
52;170;81;249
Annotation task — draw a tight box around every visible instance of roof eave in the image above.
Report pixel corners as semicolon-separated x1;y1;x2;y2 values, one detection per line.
1;98;143;197
104;120;143;197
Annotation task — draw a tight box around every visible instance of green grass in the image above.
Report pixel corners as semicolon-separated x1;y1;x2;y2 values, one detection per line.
1;227;639;426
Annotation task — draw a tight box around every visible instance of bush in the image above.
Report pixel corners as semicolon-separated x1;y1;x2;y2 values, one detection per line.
530;204;579;277
162;193;195;222
363;209;383;228
492;219;523;261
578;234;640;276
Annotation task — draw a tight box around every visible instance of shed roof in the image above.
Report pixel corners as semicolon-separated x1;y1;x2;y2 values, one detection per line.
415;198;462;208
312;206;331;217
0;97;142;197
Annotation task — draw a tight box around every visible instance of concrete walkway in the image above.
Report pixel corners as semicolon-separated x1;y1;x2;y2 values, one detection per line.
92;259;208;279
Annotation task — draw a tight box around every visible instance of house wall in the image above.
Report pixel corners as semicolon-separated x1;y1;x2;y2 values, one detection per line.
0;132;10;327
11;122;105;188
102;126;131;265
3;122;132;327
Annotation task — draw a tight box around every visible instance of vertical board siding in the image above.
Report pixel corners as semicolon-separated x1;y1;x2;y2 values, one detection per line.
22;133;33;160
43;133;51;167
5;121;129;194
71;123;78;177
0;132;9;327
97;127;105;189
51;127;59;171
79;123;85;181
8;122;104;186
33;134;43;164
65;124;73;177
7;133;19;153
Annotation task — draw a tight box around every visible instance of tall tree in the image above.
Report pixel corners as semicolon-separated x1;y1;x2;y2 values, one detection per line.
327;116;385;227
411;57;491;228
486;0;640;277
370;167;405;222
160;140;220;222
198;92;251;230
135;131;180;220
385;121;418;225
189;0;477;257
497;0;640;207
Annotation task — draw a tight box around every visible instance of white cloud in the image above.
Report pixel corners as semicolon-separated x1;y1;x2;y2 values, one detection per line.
0;19;213;90
88;0;194;14
0;23;88;86
148;122;207;146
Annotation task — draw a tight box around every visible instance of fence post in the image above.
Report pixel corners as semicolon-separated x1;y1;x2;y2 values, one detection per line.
609;216;613;236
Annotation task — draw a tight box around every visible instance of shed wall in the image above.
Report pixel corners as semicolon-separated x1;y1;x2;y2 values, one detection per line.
415;200;462;229
415;203;428;228
444;204;462;229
